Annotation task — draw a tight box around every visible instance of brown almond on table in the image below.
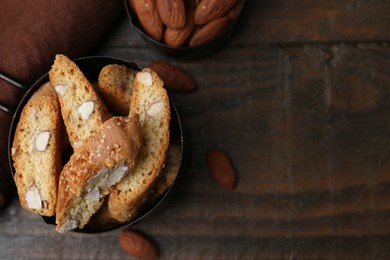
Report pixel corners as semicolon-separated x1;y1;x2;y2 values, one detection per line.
157;0;186;30
194;0;237;25
129;0;164;41
119;229;158;260
206;148;237;191
189;16;231;47
164;9;195;47
149;60;196;92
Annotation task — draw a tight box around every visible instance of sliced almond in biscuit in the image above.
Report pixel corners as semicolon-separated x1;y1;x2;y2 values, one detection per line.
54;84;67;96
25;185;42;209
34;131;51;152
137;72;153;86
77;100;95;120
147;101;164;117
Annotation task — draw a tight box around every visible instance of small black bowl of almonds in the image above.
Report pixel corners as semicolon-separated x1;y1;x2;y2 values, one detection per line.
125;0;244;59
8;55;185;233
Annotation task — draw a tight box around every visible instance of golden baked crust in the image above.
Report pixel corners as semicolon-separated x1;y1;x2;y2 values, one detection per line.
12;82;62;216
93;68;170;224
55;115;142;233
96;64;137;116
148;144;181;202
49;54;112;150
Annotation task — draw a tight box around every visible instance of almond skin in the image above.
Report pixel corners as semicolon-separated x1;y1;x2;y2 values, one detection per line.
118;229;158;260
149;61;196;92
194;0;237;25
227;0;243;21
189;16;231;47
129;0;164;41
157;0;186;30
164;9;195;47
206;148;237;191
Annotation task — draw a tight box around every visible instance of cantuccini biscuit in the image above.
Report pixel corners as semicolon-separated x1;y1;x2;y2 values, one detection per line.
55;115;142;233
94;68;170;224
12;82;62;216
96;64;138;116
49;54;111;150
148;144;181;202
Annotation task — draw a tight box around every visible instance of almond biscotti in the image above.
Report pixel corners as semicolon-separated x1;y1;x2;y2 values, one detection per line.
97;68;170;224
49;54;112;150
96;64;138;116
55;115;142;233
96;65;179;204
148;144;181;202
12;82;62;216
88;144;180;230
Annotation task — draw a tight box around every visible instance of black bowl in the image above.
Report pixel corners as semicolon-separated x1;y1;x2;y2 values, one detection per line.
124;0;245;59
7;56;185;233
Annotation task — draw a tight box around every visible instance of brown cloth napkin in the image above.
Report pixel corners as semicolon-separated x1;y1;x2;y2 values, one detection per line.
0;0;123;209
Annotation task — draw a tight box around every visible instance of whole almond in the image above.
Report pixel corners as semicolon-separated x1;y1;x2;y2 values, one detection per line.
189;16;231;47
118;229;158;260
227;0;243;21
164;9;195;47
149;61;196;92
129;0;164;41
194;0;237;25
206;148;237;191
157;0;186;30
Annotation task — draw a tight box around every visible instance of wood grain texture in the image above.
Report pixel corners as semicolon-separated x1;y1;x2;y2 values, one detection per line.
1;0;390;259
241;0;390;43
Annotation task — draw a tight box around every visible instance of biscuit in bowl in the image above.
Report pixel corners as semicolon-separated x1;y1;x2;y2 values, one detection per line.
12;82;63;216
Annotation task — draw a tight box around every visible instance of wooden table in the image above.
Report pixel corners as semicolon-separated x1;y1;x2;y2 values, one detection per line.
1;1;390;259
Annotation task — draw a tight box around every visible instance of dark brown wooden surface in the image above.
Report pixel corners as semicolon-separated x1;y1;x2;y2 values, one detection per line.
1;0;390;259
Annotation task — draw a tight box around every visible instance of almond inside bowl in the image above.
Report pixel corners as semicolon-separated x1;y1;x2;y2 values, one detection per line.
124;0;244;59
